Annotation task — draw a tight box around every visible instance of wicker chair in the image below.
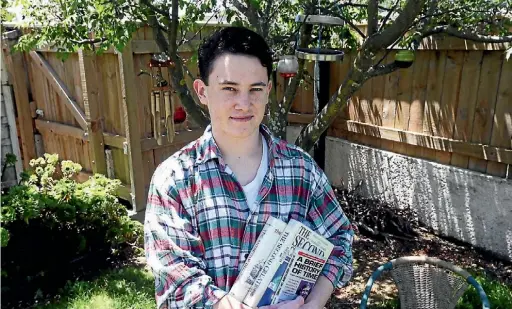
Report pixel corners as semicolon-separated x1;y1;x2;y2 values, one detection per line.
359;256;490;309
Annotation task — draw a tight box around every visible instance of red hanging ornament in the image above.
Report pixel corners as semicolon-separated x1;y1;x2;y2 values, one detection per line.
174;106;187;124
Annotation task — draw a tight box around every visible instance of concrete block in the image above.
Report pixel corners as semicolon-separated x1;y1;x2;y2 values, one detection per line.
325;137;512;262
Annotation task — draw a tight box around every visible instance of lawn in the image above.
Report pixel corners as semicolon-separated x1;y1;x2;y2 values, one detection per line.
31;232;512;309
34;265;155;309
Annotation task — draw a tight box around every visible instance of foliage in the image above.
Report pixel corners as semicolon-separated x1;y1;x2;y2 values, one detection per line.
0;153;143;306
12;0;144;54
1;152;18;182
10;0;512;150
34;266;155;309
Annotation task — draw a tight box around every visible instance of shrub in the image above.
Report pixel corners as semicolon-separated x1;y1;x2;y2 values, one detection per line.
0;154;143;307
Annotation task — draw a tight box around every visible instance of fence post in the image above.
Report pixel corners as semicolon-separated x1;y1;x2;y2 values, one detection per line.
78;50;108;176
117;44;146;212
2;32;37;169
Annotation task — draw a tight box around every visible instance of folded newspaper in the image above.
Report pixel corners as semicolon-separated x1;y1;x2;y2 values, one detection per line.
229;217;334;307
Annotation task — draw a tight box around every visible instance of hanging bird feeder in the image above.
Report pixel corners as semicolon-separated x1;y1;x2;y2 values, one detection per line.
394;50;415;68
277;55;299;78
294;15;345;62
292;13;345;115
148;53;183;145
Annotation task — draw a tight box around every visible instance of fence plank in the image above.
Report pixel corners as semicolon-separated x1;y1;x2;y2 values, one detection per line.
79;50;107;175
437;50;464;163
486;58;512;177
133;53;153;138
34;119;86;140
117;45;146;212
331;119;512;164
4;43;37;168
406;52;430;157
450;51;484;168
393;63;414;154
423;51;448;162
142;150;156;196
29;51;88;129
381;51;399;151
468;52;504;173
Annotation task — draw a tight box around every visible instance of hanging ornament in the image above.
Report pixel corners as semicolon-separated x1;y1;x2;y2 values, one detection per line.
174;106;187;124
395;50;415;68
277;55;299;78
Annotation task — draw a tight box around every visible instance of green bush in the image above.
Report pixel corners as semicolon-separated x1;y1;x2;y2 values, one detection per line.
0;154;143;307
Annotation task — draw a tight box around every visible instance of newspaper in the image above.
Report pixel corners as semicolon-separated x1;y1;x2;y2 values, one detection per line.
229;216;286;302
244;219;334;307
271;248;328;304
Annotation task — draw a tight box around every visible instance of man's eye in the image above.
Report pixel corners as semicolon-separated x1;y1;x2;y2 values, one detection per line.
251;88;263;92
222;87;236;91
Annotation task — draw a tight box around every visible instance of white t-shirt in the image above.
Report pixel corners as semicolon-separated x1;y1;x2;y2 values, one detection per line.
242;135;268;209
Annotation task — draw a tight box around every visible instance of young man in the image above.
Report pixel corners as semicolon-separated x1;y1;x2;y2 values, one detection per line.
144;27;354;309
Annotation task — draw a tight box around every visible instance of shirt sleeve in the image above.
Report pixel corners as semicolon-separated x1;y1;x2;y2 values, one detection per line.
144;168;227;309
307;165;354;290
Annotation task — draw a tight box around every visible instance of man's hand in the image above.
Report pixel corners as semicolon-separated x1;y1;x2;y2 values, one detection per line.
214;295;253;309
259;296;305;309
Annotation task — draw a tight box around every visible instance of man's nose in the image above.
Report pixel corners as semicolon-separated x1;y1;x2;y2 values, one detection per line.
235;92;250;110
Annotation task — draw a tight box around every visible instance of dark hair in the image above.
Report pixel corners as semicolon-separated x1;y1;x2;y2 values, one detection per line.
198;27;273;85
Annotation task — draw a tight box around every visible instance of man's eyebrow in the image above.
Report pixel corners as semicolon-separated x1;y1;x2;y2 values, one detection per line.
218;80;267;87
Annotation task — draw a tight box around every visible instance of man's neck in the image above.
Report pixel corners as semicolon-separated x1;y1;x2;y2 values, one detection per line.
212;128;263;163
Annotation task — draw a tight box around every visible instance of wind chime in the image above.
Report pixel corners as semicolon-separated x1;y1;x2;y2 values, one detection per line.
148;54;176;145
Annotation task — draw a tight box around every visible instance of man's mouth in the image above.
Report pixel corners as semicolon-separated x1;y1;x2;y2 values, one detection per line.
230;116;253;122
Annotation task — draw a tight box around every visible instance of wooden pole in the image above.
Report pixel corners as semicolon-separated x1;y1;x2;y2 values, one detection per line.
78;50;107;175
2;36;37;169
117;44;146;212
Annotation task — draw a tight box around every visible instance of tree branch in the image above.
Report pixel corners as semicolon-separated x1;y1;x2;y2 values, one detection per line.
367;0;379;37
140;0;168;17
322;8;366;39
366;62;400;79
367;0;426;50
378;0;400;32
232;0;263;34
422;25;512;43
69;37;107;45
178;10;220;46
331;2;394;12
168;0;179;54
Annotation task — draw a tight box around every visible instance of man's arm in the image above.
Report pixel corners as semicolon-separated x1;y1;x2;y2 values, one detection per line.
305;167;354;308
302;276;334;309
144;170;227;309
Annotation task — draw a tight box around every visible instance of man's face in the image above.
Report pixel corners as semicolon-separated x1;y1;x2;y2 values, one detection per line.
193;53;271;140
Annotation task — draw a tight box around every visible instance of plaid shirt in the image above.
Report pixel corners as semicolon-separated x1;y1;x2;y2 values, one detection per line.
144;124;354;309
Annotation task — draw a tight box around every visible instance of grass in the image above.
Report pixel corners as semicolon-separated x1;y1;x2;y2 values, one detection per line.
369;271;512;309
29;264;511;309
34;266;156;309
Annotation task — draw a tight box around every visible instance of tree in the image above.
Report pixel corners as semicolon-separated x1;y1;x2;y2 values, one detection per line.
10;0;512;151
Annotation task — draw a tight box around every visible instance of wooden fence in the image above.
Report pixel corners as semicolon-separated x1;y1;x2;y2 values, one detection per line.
2;26;212;211
287;38;512;179
2;26;511;214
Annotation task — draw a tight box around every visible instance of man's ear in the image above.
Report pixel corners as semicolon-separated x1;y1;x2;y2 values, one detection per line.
193;79;208;106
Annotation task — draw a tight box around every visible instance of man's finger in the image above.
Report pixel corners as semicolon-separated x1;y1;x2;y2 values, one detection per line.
293;296;305;305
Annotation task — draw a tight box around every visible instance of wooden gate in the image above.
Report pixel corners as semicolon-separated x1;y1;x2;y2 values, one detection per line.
2;27;205;212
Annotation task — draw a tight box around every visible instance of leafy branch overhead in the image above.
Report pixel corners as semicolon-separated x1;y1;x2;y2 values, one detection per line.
10;0;512;151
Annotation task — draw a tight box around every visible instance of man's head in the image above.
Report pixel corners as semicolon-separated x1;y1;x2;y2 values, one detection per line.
193;27;273;141
197;27;273;85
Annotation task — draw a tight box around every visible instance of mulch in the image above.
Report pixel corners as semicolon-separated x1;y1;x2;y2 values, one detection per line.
326;185;512;309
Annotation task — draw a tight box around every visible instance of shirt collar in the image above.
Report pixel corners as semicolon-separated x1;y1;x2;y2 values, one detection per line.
194;123;286;167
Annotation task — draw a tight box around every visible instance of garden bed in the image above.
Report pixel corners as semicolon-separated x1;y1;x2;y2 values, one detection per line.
327;186;512;308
